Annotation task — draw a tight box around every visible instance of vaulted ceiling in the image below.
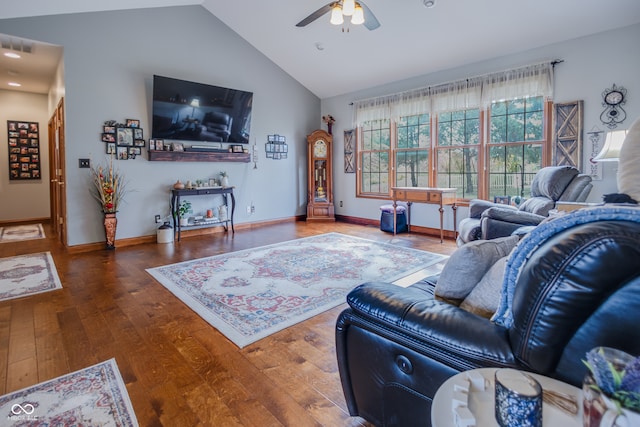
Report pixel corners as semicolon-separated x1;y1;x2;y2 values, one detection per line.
2;0;640;98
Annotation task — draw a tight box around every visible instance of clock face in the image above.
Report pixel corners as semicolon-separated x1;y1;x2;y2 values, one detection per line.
313;140;327;158
605;90;624;106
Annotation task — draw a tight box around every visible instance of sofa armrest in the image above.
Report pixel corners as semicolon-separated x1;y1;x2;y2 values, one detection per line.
468;199;516;218
482;207;545;226
345;282;517;367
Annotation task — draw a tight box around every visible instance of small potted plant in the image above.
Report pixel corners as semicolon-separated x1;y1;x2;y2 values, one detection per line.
177;200;191;226
583;347;640;426
220;171;229;187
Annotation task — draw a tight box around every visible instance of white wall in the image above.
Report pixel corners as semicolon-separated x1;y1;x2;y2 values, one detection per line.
322;23;640;231
0;6;320;246
0;90;51;221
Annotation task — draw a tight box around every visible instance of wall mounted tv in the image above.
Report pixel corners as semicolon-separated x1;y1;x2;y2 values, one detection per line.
151;75;252;144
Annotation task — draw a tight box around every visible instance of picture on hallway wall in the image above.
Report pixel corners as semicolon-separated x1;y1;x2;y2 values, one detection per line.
7;120;41;180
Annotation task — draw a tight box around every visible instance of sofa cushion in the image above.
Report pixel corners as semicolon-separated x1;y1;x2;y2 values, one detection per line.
460;256;508;318
435;235;519;301
518;196;555;216
530;166;579;200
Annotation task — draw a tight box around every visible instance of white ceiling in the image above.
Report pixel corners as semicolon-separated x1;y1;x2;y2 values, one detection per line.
2;0;640;98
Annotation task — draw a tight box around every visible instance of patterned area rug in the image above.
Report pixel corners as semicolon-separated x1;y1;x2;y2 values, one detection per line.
0;224;45;242
147;232;446;348
0;359;138;426
0;252;62;302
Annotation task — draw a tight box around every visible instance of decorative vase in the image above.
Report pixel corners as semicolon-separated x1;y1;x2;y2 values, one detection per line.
103;212;117;250
218;205;227;221
583;348;640;427
221;176;230;187
327;123;333;135
173;180;185;190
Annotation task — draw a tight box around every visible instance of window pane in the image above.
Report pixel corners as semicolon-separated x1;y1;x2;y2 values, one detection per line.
396;150;429;187
490;96;543;144
359;120;391;195
525;110;543;141
436;147;478;199
438;109;479;146
487;144;543;199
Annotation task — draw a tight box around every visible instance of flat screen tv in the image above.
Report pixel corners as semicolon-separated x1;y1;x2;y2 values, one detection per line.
152;75;252;144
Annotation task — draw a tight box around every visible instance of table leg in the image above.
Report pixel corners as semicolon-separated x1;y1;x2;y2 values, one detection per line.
406;201;412;233
439;204;444;243
230;191;235;234
452;203;458;240
392;198;398;235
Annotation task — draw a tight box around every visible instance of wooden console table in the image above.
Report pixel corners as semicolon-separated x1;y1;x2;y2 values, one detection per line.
391;186;457;243
171;187;235;241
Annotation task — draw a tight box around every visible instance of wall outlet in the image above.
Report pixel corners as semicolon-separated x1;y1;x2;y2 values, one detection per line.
251;205;255;213
340;201;343;207
154;215;162;223
79;158;90;168
246;206;251;214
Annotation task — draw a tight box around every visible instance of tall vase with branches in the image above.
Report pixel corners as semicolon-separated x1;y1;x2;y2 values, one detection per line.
89;158;129;249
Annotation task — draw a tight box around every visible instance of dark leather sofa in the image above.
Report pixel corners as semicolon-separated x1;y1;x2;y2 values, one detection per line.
336;208;640;426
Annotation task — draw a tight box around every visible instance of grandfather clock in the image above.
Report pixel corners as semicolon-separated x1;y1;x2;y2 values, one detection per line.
306;129;335;222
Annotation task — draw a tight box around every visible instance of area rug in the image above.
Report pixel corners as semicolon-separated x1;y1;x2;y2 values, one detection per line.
0;224;45;242
0;358;138;426
0;252;62;302
146;232;446;347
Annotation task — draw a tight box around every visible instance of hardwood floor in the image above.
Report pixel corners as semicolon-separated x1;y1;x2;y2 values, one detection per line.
0;220;456;426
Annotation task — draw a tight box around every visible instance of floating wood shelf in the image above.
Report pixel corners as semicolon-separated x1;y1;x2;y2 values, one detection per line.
147;150;250;163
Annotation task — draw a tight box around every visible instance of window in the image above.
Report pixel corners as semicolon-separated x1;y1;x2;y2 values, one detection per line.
487;97;545;200
359;119;390;194
354;62;554;201
396;114;430;187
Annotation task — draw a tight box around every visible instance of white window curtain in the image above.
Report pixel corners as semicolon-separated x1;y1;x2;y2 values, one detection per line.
353;61;554;126
429;78;483;113
481;62;553;106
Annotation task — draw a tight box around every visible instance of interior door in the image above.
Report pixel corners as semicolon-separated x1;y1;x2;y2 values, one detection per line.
48;97;67;245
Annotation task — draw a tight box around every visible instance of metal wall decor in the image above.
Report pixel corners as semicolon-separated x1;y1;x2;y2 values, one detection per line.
101;119;145;160
587;126;604;181
265;134;287;160
600;84;627;128
7;120;41;180
344;129;355;173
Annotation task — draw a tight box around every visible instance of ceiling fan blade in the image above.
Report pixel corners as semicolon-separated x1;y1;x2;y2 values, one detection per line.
359;1;381;30
296;2;334;27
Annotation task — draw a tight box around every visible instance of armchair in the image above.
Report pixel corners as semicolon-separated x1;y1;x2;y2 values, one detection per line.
457;166;592;245
336;207;640;427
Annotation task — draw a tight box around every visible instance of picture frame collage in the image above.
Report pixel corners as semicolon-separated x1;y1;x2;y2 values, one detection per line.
265;134;288;160
7;120;41;180
101;119;145;160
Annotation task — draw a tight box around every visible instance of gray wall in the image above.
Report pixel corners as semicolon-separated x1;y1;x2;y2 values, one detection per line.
0;90;50;221
322;23;640;231
0;6;320;246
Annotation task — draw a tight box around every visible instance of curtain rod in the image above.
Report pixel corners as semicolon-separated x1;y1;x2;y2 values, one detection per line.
348;59;563;106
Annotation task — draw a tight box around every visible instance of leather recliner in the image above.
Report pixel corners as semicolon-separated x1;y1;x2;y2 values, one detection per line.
336;208;640;427
457;166;593;245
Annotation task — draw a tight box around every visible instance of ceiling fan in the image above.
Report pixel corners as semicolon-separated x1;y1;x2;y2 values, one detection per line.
296;0;381;31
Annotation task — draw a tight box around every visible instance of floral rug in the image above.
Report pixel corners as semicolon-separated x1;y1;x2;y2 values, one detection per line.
146;232;446;348
0;224;45;243
0;359;138;426
0;252;62;302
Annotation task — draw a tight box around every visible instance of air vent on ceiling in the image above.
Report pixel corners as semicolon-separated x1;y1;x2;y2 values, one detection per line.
0;36;33;54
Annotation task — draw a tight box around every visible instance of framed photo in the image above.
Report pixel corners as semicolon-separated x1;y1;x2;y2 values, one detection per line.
134;128;143;139
171;142;184;152
134;139;145;147
155;140;164;151
117;146;129;160
102;133;115;143
231;144;244;153
129;146;141;156
7;120;40;180
126;119;140;128
149;139;156;150
103;125;116;134
493;196;511;205
116;127;134;146
106;142;116;154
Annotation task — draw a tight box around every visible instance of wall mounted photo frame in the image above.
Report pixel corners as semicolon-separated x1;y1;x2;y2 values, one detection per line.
7;120;40;180
116;127;134;146
126;119;140;128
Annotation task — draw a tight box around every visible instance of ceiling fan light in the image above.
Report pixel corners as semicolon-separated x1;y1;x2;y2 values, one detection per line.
342;0;356;16
351;5;365;25
330;5;344;25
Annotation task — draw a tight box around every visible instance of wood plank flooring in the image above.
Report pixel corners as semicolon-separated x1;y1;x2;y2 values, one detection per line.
0;220;456;426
